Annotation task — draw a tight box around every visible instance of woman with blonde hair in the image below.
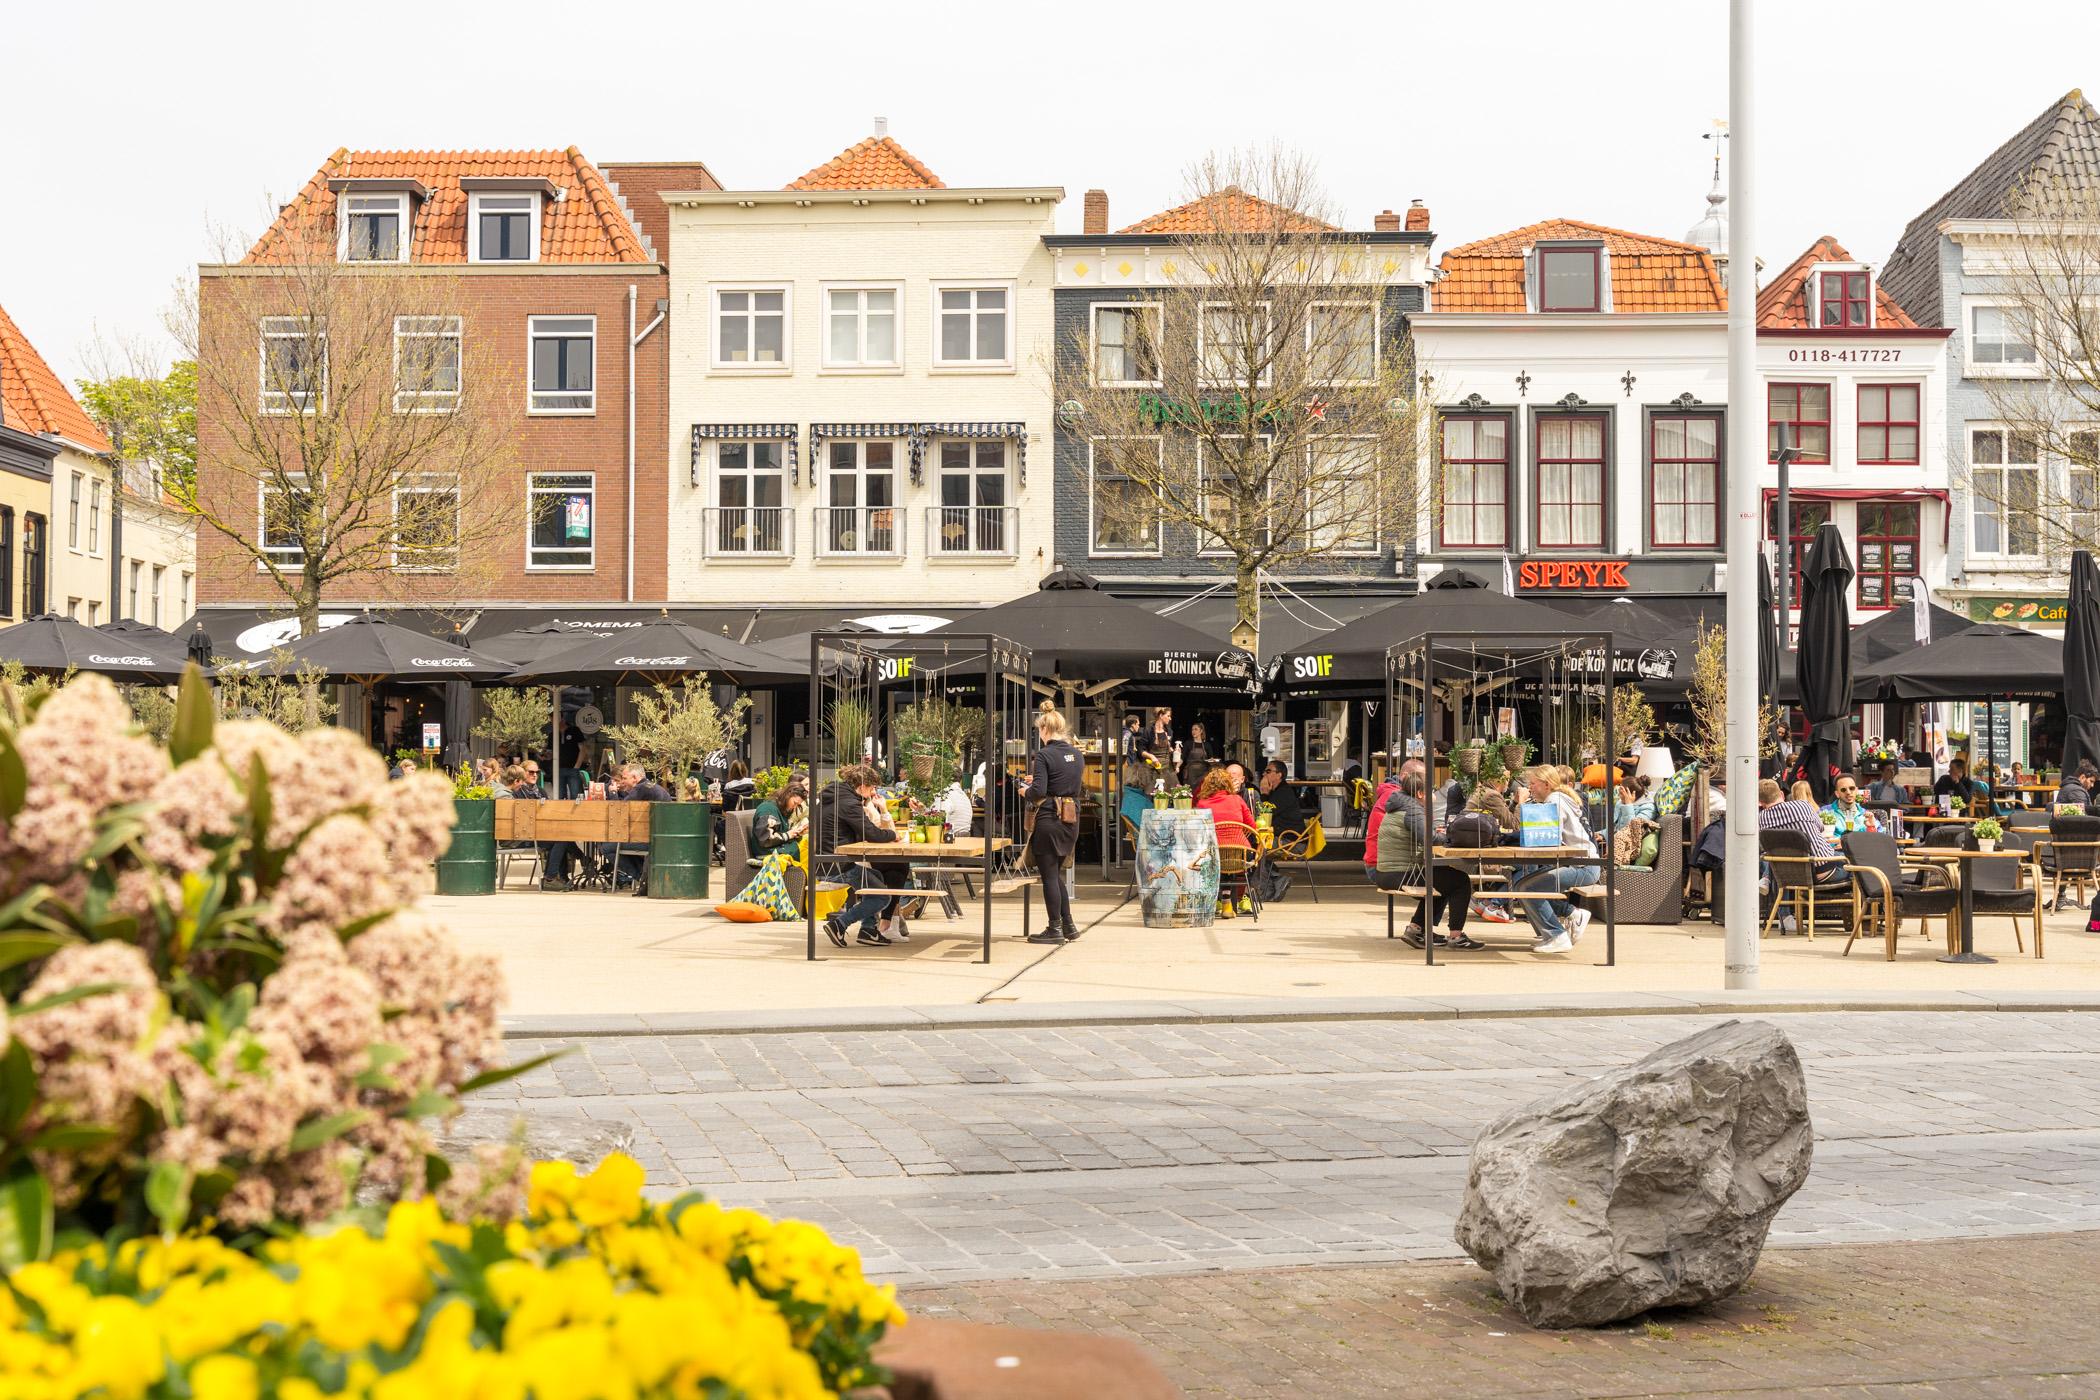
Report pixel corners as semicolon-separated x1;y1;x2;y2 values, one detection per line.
1021;702;1084;944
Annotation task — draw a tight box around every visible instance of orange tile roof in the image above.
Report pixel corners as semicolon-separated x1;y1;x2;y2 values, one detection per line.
1431;219;1726;313
1118;186;1337;235
246;148;651;265
1756;235;1919;329
0;302;111;452
786;136;944;191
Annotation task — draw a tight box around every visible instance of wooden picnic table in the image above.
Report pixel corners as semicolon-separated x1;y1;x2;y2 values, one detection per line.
836;837;1012;861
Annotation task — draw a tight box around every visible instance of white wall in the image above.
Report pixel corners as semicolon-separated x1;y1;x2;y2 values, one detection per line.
48;448;112;621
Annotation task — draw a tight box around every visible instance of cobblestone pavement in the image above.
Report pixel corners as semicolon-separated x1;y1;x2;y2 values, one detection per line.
901;1233;2100;1397
468;1011;2100;1286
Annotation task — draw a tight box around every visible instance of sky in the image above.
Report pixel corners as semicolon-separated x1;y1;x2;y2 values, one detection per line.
6;0;2099;387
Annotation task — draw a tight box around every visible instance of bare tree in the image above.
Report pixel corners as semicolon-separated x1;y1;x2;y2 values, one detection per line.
177;231;521;635
1060;149;1435;654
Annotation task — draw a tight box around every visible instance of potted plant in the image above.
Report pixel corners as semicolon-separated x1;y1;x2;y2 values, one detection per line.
1496;735;1534;779
1973;816;2004;852
1454;741;1484;777
1170;784;1194;810
1818;807;1839;830
1255;800;1275;833
1947;795;1967;815
1151;779;1169;811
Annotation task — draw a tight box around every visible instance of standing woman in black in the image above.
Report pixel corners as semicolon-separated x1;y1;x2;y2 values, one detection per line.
1023;701;1084;943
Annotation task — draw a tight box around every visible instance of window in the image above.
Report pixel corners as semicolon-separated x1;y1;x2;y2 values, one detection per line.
68;473;81;550
1969;304;2038;368
527;473;595;569
1535;415;1608;548
180;571;191;622
934;285;1011;367
1199;302;1271;385
1308;301;1378;384
823;287;898;369
1969;427;2040;556
470;192;537;263
394;316;462;412
127;560;141;619
1767;382;1830;462
1306;437;1379;553
2069;430;2100;550
22;515;45;617
712;441;788;554
259;479;309;569
1855;502;1920;610
1093;303;1160;386
1439;416;1509;549
1197;436;1273;555
528;316;594;413
1857;385;1920;464
1766;499;1831;604
66;599;79;622
87;601;100;625
933;441;1011;555
820;442;899;555
340;193;408;262
260;317;325;414
0;507;13;618
1089;437;1163;555
1818;270;1870;328
150;565;164;627
393;475;461;572
1650;414;1721;548
1538;246;1601;312
88;478;103;555
714;289;788;368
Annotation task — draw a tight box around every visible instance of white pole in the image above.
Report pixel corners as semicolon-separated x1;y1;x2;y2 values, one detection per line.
1724;0;1761;988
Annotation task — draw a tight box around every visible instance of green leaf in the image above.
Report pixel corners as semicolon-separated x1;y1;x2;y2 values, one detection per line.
401;1091;456;1121
26;1124;121;1152
171;665;215;764
0;1042;35;1134
423;1152;453;1193
84;818;146;867
366;1043;409;1071
0;1166;53;1268
352;1069;398;1092
336;910;395;942
0;731;26;822
13;982;123;1017
0;926;72;973
222;984;256;1035
455;1050;568;1095
288;1110;368;1153
145;1160;192;1234
247;755;283;889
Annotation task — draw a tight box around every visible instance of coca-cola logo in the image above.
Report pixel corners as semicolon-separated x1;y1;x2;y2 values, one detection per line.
87;654;153;666
410;657;478;668
615;655;693;666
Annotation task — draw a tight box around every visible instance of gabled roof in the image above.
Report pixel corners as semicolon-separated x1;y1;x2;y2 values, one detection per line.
0;302;111;453
245;148;652;265
1882;89;2100;325
1117;186;1337;235
786;136;944;191
1756;236;1919;330
1429;219;1726;313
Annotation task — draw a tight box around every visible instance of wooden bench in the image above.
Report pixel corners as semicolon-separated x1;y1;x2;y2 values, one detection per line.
1381;884;1608;939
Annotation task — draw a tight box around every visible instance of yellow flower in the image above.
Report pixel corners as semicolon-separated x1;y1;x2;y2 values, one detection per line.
188;1354;259;1400
529;1159;582;1217
572;1153;645;1228
68;1297;164;1400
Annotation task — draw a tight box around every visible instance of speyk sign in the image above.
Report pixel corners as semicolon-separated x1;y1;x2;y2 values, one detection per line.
1516;560;1629;590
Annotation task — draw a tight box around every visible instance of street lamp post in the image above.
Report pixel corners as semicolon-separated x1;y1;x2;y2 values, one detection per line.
1724;0;1762;989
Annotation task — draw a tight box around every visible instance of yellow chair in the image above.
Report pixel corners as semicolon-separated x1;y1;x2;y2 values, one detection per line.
794;837;849;921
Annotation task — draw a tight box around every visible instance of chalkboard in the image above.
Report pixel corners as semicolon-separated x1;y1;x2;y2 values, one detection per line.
1966;701;2016;769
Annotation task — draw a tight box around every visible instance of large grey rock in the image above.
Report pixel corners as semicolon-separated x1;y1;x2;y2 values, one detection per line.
1454;1019;1812;1329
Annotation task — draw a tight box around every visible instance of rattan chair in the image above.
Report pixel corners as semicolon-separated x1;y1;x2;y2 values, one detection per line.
2037;813;2100;910
1268;823;1322;903
1966;849;2046;958
1759;828;1855;938
1213;821;1262;921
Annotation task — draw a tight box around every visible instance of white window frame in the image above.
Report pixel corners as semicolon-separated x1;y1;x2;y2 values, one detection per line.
1967;424;2042;560
1964;297;2041;377
127;560;141;619
711;440;790;556
710;284;792;373
180;572;192;621
391;473;462;573
1091;301;1163;388
1306;436;1381;555
817;440;902;557
1198;300;1274;387
87;477;102;556
930;439;1014;557
149;565;164;628
67;472;81;551
1195;435;1274;557
338;192;410;264
467;191;540;264
930;281;1015;372
393;315;463;413
526;315;595;415
2068;427;2100;551
259;316;326;415
258;475;311;571
820;283;903;372
1307;300;1379;386
1812;265;1875;330
1087;435;1164;558
526;471;596;572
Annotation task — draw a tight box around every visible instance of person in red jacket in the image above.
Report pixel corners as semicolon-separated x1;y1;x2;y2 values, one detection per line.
1364;758;1424;870
1195;767;1259;917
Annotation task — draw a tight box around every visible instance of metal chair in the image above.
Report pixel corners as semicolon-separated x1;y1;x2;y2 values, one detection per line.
1840;830;1955;959
2037;813;2100;910
496;840;542;888
1212;820;1263;921
1966;849;2046;958
1267;823;1322;903
1759;828;1854;938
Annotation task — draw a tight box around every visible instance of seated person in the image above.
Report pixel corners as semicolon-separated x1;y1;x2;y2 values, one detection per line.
2056;759;2098;811
813;763;904;948
1256;760;1307;836
607;763;673;890
751;779;810;862
1820;776;1880;834
1866;761;1907;807
1933;757;1993;812
1611;775;1655;831
1756;777;1846;929
1194;768;1259;918
1372;771;1477;951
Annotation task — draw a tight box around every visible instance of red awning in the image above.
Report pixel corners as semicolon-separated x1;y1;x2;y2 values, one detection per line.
1760;487;1952;546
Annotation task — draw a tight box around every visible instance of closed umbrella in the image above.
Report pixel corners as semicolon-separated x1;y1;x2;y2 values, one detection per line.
1795;522;1855;803
1757;547;1781;709
0;613;187;683
2064;552;2100;774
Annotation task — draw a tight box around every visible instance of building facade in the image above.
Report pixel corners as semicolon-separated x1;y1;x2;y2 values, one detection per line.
659;130;1059;610
0;301;114;622
1756;237;1952;631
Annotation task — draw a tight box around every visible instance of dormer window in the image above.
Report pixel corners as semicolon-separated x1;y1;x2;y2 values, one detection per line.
470;192;539;263
1537;245;1603;312
1816;269;1872;328
340;193;408;262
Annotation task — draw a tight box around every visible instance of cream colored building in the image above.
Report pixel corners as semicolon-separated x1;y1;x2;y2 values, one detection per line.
661;129;1060;607
0;302;115;621
111;459;198;630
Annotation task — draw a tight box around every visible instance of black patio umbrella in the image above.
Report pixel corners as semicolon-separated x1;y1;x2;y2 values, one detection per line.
0;613;187;683
1757;548;1781;709
473;619;629;666
1275;570;1584;691
1794;522;1855;803
1855;624;2065;700
233;613;514;684
502;617;805;688
2065;550;2100;772
1539;594;1696;700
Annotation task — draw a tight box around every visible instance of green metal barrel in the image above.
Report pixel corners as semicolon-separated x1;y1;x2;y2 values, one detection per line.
435;798;497;896
648;801;711;899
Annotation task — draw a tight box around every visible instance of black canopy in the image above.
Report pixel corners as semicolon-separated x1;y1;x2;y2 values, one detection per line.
1276;571;1584;690
235;613;514;683
2065;551;2100;772
928;570;1255;693
1850;598;1975;666
1795;522;1855;802
474;620;632;667
1542;594;1696;698
1854;623;2064;700
1757;549;1780;708
0;613;188;683
503;617;805;687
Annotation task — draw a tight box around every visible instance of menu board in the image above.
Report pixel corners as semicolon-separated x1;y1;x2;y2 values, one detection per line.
1966;701;2017;767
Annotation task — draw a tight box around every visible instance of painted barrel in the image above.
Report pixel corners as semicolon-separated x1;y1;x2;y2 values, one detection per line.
435;798;497;896
647;801;712;899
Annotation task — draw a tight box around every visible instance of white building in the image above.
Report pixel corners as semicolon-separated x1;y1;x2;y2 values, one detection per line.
112;459;197;630
660;128;1060;610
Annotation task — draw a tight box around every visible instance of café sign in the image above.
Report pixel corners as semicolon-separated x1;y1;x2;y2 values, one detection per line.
1515;559;1629;590
1967;596;2067;625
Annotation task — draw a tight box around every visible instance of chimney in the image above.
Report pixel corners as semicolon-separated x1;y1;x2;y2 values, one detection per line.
1405;199;1431;232
874;116;889;138
1373;209;1401;233
1083;189;1109;235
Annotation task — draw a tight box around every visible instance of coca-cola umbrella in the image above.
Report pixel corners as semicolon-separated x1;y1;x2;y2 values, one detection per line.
0;612;187;683
502;618;806;688
229;613;514;684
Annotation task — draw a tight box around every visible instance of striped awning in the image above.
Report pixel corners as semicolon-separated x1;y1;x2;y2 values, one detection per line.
690;423;798;486
807;421;1029;486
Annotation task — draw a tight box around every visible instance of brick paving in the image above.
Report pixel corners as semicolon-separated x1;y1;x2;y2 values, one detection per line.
900;1233;2100;1397
465;1011;2100;1287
